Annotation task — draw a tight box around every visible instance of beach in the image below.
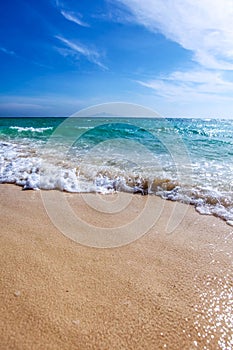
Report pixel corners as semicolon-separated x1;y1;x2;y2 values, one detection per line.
2;0;233;347
0;184;232;349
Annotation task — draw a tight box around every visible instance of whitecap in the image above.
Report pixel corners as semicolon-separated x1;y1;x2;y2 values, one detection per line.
9;126;53;133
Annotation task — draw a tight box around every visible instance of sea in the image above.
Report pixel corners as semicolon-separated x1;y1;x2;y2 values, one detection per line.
1;116;233;224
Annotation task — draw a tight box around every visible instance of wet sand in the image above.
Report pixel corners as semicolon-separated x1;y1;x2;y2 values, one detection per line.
0;184;232;349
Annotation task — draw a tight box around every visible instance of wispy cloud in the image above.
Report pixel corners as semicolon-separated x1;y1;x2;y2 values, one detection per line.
138;70;233;102
116;0;233;107
54;1;89;27
0;47;16;56
93;1;134;25
55;35;107;70
116;0;233;71
60;10;89;27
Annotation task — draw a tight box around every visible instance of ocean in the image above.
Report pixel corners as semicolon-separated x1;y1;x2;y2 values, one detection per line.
1;116;233;224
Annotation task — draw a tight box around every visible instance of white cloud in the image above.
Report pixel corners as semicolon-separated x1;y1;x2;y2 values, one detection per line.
54;0;89;27
55;35;107;70
60;10;89;27
138;70;233;102
115;0;233;112
117;0;233;70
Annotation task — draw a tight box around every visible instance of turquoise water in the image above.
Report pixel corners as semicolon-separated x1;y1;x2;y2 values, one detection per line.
1;116;233;223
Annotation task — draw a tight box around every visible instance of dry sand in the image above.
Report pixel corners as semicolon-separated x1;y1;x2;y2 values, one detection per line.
0;184;232;349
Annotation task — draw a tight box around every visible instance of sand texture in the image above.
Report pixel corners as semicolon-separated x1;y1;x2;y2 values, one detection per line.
0;184;232;349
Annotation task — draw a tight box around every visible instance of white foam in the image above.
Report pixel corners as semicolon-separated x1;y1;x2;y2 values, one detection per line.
196;205;212;215
226;220;233;226
9;126;53;133
1;140;233;224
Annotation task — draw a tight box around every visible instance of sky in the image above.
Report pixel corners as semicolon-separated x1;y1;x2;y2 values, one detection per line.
1;0;233;117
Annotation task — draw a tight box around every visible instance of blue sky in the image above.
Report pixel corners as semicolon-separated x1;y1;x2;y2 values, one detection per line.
1;0;233;117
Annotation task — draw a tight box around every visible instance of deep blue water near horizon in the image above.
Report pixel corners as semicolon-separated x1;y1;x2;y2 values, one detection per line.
1;116;233;223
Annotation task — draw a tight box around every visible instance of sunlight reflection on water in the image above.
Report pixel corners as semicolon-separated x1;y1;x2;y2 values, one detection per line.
194;274;233;349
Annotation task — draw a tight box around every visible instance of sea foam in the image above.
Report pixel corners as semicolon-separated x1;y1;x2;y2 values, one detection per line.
9;126;53;133
1;117;233;225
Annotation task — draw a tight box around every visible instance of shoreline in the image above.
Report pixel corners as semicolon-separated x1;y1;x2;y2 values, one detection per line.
0;184;232;349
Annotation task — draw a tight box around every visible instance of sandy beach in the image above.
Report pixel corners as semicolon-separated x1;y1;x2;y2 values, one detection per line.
0;184;232;349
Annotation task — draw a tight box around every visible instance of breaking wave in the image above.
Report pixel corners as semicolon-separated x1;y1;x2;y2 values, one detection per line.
9;126;53;133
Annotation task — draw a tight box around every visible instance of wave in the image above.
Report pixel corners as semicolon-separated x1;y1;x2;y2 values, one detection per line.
0;148;233;225
1;135;233;226
9;126;53;133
